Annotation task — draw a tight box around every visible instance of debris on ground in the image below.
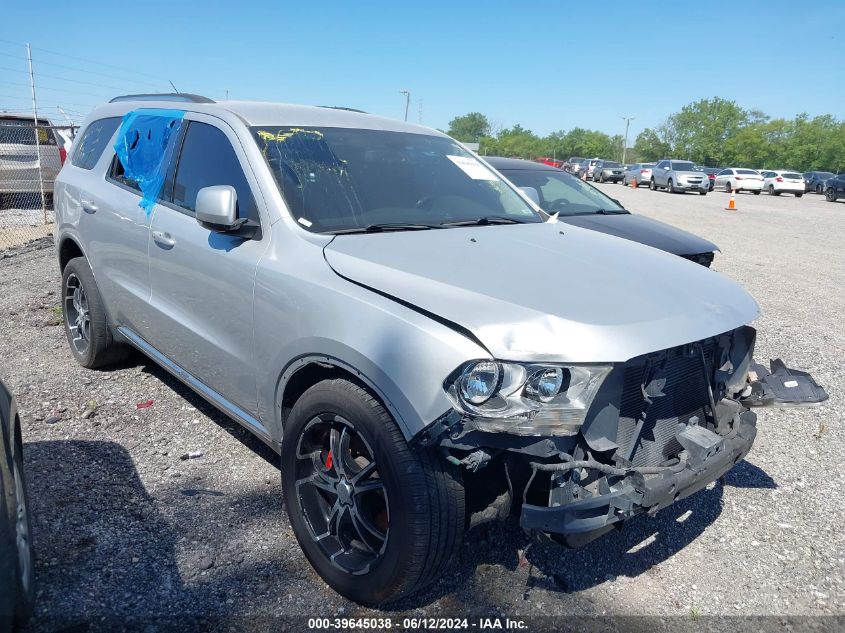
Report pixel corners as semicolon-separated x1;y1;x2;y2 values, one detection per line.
80;399;98;419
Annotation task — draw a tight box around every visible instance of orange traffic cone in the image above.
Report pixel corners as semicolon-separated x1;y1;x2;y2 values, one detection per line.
631;177;638;189
726;193;736;210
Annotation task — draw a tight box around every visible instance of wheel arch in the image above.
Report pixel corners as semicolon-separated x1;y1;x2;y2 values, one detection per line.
57;235;86;273
274;354;419;444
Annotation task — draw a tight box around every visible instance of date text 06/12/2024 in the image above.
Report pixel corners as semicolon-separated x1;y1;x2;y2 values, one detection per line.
307;617;528;630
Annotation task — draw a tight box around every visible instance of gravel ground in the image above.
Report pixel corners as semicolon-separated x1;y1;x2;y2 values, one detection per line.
0;187;843;631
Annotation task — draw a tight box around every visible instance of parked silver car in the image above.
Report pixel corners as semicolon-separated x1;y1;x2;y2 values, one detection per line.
54;95;827;606
591;159;624;183
649;159;709;194
622;162;655;186
0;113;63;209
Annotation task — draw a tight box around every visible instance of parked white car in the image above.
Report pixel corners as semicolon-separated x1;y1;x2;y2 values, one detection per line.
761;170;805;197
713;168;763;194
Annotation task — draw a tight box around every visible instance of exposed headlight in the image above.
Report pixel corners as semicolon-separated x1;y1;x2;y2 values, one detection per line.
459;361;500;404
445;361;612;436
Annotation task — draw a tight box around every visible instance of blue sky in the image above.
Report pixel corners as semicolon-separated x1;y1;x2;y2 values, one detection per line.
1;0;843;138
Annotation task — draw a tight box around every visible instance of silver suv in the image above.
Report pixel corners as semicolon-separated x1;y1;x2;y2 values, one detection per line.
650;159;709;194
54;94;827;605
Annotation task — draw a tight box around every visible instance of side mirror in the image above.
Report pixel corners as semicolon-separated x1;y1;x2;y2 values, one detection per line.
196;185;239;230
519;186;540;205
663;166;670;170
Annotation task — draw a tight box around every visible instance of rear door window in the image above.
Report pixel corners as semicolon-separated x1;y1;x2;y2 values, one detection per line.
170;121;258;223
71;117;121;170
0;117;56;146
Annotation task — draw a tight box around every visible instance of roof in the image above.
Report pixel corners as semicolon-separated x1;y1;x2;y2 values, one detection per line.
85;97;442;136
0;112;54;123
483;156;559;171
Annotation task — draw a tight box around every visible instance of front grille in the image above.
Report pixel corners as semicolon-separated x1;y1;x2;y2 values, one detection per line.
682;252;714;268
616;340;716;467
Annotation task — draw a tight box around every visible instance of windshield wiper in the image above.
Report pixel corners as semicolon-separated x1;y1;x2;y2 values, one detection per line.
328;222;442;235
440;216;529;227
594;208;630;215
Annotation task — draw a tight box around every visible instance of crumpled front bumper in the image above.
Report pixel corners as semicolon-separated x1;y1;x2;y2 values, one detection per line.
520;410;758;548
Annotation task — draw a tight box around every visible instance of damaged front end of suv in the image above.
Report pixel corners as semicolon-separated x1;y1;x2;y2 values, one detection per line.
419;326;827;547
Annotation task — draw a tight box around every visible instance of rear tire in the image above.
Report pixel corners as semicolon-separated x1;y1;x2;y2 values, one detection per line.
281;379;465;606
61;257;130;369
816;184;823;194
769;185;776;195
796;193;803;198
753;190;761;195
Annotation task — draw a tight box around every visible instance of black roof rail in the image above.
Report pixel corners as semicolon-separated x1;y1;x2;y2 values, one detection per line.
317;105;367;114
109;93;215;104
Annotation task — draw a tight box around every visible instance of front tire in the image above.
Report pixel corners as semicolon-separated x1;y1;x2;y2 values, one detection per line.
281;379;465;606
61;257;129;369
753;190;761;195
649;178;657;191
826;188;838;202
699;190;707;196
667;178;675;193
11;423;34;626
725;182;732;193
796;193;803;198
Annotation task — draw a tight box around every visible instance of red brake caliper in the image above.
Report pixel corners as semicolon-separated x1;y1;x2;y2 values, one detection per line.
325;450;333;470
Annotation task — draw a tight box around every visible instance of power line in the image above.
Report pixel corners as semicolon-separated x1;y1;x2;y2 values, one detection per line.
0;64;150;93
0;79;117;99
0;37;167;83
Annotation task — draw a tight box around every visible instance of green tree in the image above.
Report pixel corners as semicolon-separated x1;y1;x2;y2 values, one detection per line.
633;127;671;162
447;112;491;143
665;97;750;164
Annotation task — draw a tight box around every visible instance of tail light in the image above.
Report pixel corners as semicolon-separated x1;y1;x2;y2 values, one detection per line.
59;146;67;165
735;176;742;180
776;177;783;182
640;169;646;174
708;174;715;180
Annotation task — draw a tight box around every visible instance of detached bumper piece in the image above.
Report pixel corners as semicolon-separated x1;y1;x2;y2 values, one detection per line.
741;359;829;408
520;411;757;548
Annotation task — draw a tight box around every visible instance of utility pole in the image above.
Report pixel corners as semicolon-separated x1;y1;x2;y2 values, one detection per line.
399;89;410;122
621;116;635;164
26;43;47;224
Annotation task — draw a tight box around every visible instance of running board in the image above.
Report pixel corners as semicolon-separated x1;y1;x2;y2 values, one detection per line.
116;326;276;450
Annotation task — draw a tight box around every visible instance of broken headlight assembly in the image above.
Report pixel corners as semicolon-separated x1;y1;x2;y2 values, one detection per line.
444;361;612;436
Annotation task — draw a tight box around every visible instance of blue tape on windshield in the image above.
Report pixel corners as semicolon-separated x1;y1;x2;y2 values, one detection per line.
113;109;186;215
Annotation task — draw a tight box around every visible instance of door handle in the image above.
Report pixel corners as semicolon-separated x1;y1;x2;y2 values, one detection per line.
81;200;97;214
152;230;176;248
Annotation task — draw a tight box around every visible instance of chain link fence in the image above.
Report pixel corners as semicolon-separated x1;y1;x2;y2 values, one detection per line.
0;117;77;251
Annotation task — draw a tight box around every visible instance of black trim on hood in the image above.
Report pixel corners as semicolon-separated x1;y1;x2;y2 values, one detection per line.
322;239;493;356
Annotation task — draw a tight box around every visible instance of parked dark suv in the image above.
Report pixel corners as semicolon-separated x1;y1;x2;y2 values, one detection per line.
824;173;845;202
804;171;835;194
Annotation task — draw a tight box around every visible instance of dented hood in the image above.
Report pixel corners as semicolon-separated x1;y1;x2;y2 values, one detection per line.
324;222;760;363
